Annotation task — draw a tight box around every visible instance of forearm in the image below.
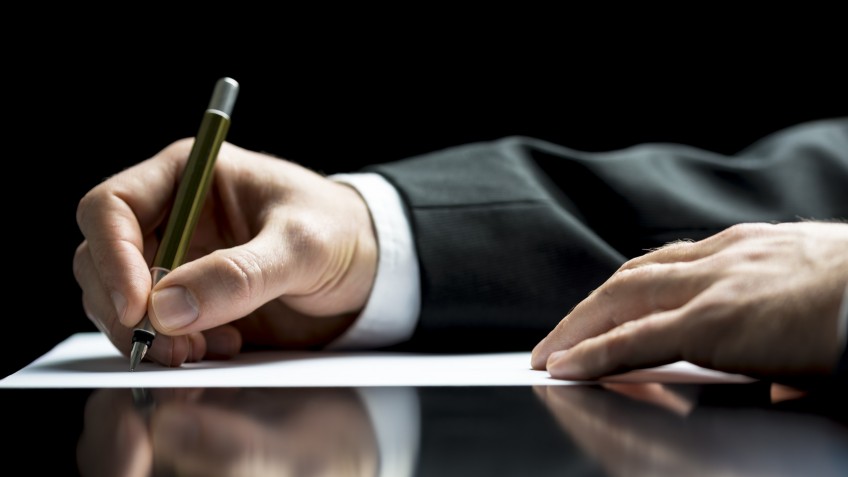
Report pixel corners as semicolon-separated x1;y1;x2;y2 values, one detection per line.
368;139;626;350
369;119;848;351
326;119;848;353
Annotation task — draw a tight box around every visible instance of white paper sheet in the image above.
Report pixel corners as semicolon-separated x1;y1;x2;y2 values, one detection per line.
0;333;753;388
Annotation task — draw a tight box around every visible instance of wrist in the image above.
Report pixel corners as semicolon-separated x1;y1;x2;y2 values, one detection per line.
334;181;379;315
326;172;421;350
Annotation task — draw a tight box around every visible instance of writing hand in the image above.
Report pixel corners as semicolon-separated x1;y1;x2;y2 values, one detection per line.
74;139;377;366
532;222;848;382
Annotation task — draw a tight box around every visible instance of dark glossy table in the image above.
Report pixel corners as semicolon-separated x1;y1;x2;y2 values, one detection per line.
5;382;848;476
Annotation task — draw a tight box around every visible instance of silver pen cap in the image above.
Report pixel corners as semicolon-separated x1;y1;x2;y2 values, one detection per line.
208;77;239;118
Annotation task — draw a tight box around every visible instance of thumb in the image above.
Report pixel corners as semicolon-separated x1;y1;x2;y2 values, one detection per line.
147;231;291;335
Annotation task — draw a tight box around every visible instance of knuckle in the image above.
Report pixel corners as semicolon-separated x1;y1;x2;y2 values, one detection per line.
591;269;649;319
173;137;195;148
595;320;641;370
608;321;637;349
722;222;770;240
653;238;695;255
589;334;617;372
215;249;266;303
722;223;748;238
609;264;657;290
75;186;107;229
283;216;325;258
164;137;196;156
683;289;739;333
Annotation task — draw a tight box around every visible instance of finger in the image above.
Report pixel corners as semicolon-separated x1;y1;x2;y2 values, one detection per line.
625;238;715;269
76;140;194;328
76;241;137;353
77;240;202;367
201;325;242;360
140;332;204;368
532;261;703;369
545;310;685;380
623;223;773;269
146;227;292;334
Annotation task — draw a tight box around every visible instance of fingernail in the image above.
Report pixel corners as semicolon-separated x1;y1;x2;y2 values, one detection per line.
530;347;547;369
547;350;579;377
548;350;567;364
111;291;127;323
152;286;199;330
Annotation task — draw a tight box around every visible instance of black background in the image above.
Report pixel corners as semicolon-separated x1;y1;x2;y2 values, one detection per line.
4;23;846;380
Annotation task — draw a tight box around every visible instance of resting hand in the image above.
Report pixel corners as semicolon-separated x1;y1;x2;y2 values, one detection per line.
74;139;377;366
532;222;848;381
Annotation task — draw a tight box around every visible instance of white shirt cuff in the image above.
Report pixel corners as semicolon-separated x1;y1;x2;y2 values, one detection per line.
325;172;421;349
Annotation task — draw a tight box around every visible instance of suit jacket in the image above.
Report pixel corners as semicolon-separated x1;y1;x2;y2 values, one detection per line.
368;118;848;352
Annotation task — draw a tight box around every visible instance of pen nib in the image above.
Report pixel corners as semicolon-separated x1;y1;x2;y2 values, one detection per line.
129;341;148;371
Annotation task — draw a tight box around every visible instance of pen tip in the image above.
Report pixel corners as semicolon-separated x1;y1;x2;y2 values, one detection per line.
129;341;148;372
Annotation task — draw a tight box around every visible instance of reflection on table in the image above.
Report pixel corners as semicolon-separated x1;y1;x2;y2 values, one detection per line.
66;383;848;476
535;382;848;477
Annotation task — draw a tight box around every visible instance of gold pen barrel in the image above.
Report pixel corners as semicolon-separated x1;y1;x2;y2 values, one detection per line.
153;77;238;270
130;77;239;370
152;110;230;270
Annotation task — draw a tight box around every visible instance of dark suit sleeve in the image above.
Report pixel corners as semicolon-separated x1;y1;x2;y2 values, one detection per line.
366;118;848;352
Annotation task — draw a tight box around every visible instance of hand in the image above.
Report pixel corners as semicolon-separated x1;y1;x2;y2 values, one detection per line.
74;139;378;366
531;222;848;381
76;388;379;477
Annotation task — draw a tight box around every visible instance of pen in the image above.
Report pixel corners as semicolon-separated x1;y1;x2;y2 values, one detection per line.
129;77;239;371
